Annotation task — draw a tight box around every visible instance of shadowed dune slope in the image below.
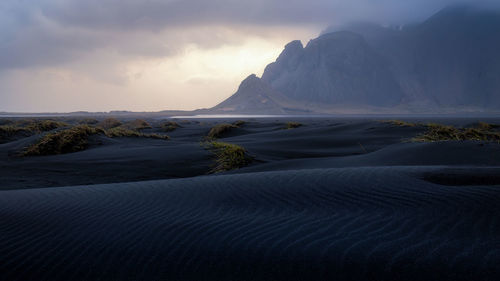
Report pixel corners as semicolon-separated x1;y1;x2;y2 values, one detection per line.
2;118;499;189
1;167;499;281
237;141;500;173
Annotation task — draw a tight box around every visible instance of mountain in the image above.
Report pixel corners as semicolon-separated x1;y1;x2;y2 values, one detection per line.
213;5;500;114
213;74;288;114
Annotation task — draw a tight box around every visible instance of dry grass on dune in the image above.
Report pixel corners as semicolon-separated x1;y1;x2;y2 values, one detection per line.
161;121;181;132
1;119;69;143
233;120;246;127
382;120;419;127
205;141;253;173
284;122;302;129
206;121;247;139
23;123;169;156
24;120;69;132
476;122;500;131
105;127;168;139
382;120;500;143
0;119;13;126
413;123;500;143
207;123;238;139
0;125;30;141
121;119;152;130
78;118;100;125
23;125;104;156
97;118;122;129
6;119;69;133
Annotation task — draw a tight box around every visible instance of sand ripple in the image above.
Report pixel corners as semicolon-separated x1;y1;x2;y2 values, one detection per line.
1;167;499;280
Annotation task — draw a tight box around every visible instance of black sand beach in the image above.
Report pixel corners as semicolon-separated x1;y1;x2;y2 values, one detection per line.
1;117;500;280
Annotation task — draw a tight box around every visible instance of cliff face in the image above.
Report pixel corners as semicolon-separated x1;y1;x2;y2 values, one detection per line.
261;32;404;107
214;5;500;114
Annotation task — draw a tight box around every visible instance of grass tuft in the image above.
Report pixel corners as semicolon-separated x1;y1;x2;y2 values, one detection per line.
284;122;302;129
382;120;418;127
98;118;122;129
233;120;246;127
0;125;30;142
476;122;499;131
105;127;169;139
413;123;500;143
207;123;238;139
0;119;14;126
120;119;152;131
78;118;100;125
23;124;169;156
24;120;69;132
1;119;69;143
23;125;104;156
206;141;253;173
161;121;181;132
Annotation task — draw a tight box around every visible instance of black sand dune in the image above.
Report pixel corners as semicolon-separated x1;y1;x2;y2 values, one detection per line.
1;167;499;280
1;117;500;280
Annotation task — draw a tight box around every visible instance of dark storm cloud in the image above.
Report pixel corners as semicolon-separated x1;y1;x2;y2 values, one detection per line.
25;0;472;29
0;0;498;70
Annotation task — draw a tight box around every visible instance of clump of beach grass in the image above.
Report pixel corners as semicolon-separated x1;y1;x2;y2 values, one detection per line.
78;118;100;125
0;119;69;143
284;122;302;129
121;119;152;130
105;127;169;139
98;118;122;129
412;123;500;143
233;120;246;127
24;120;69;132
382;120;418;127
6;119;69;133
206;141;253;173
207;123;238;139
161;121;181;132
23;125;104;156
476;122;499;131
23;124;169;156
0;125;30;141
0;119;13;126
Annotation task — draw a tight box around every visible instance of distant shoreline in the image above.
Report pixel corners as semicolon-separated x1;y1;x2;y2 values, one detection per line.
2;112;500;119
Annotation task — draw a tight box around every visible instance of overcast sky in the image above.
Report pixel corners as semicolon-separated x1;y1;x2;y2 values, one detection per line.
0;0;494;112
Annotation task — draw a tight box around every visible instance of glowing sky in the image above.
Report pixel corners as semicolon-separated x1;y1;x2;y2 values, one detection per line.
0;0;495;112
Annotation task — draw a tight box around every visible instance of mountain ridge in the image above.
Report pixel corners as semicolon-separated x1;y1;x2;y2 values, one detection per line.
212;5;500;114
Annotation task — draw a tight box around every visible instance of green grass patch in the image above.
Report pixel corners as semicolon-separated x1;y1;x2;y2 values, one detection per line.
206;141;253;173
